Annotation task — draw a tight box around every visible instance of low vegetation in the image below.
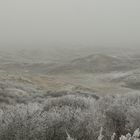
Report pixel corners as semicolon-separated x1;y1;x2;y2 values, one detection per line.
0;92;140;140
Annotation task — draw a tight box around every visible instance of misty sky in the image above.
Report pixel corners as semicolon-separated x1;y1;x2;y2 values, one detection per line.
0;0;140;48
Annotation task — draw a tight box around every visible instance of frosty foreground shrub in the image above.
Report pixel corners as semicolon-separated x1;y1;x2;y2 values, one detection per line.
94;93;140;139
0;93;140;140
0;95;98;140
98;127;140;140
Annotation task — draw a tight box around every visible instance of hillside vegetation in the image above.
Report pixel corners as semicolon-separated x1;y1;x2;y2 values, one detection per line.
0;48;140;139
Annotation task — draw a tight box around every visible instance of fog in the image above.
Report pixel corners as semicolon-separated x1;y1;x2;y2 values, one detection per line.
0;0;140;49
1;2;140;139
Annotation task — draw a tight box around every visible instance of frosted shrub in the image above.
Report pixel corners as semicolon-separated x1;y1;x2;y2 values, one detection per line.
0;92;140;140
133;128;140;139
119;135;127;140
117;128;140;140
0;103;45;140
66;130;76;140
111;133;116;140
98;127;104;140
98;127;140;140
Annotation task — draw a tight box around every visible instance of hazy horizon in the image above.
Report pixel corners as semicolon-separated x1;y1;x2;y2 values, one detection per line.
0;0;140;49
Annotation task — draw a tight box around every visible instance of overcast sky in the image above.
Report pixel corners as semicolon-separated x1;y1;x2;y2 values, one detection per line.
0;0;140;48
